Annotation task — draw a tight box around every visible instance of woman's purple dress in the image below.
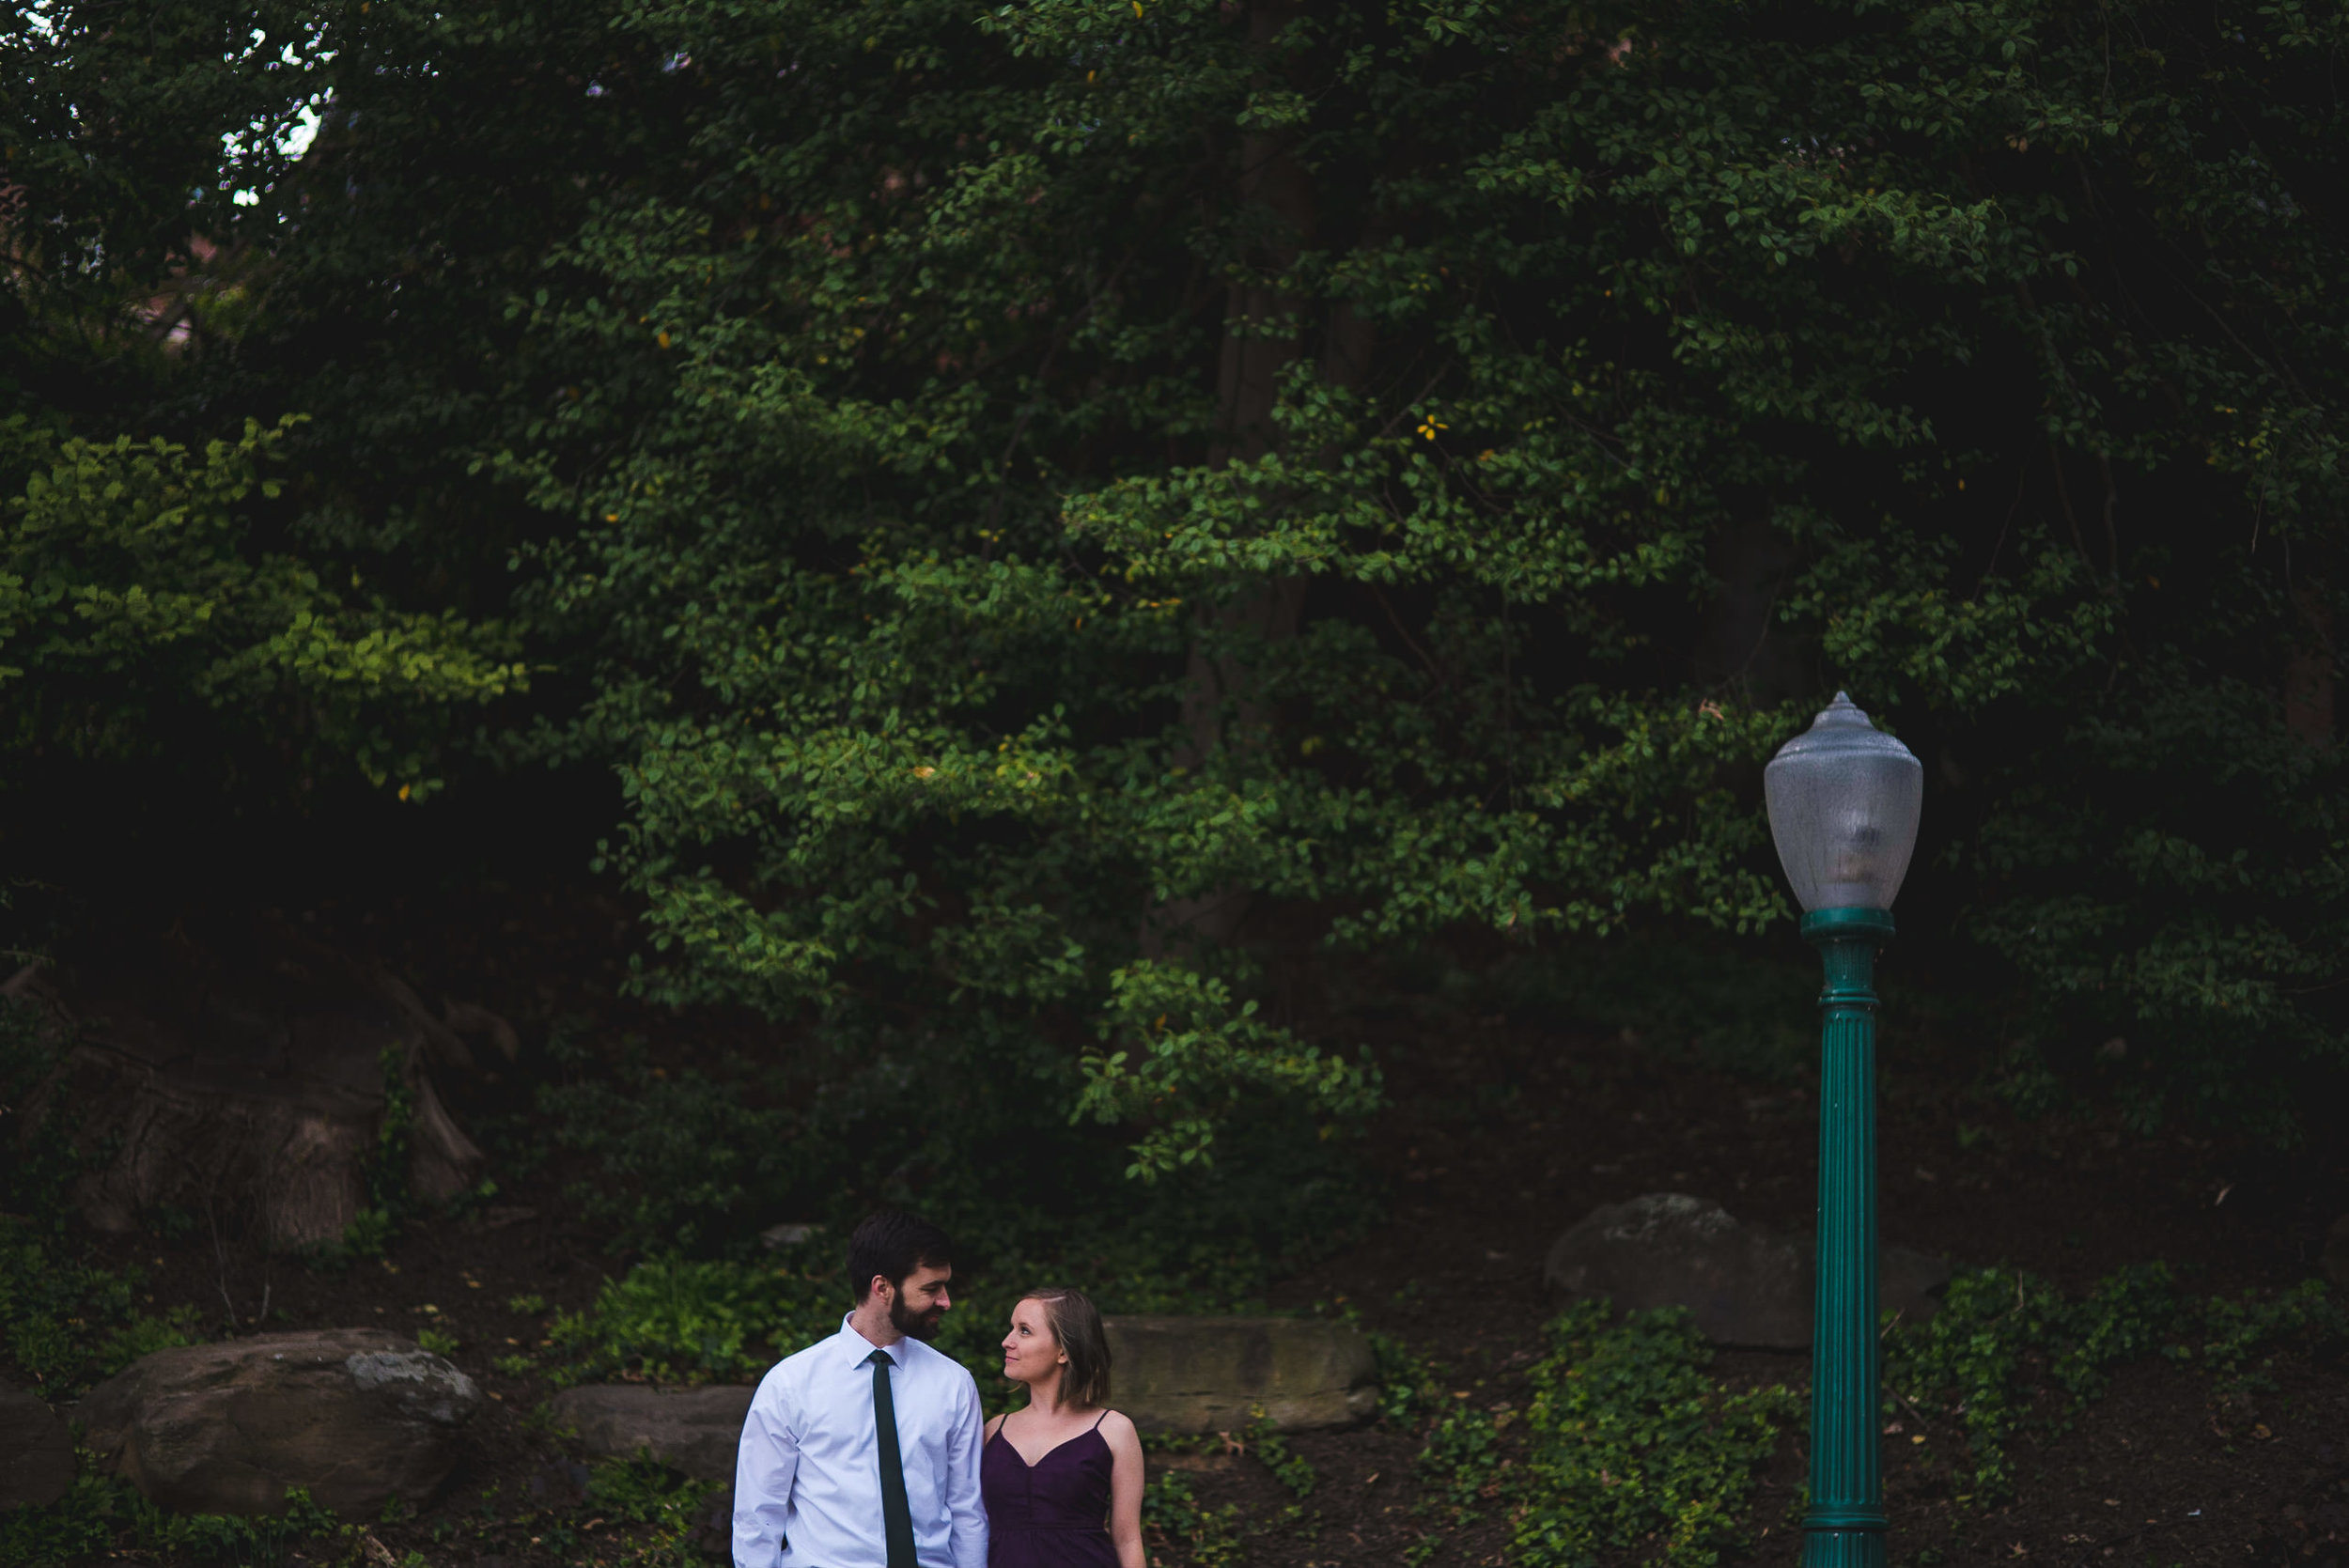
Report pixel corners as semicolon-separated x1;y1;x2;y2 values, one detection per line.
981;1412;1119;1568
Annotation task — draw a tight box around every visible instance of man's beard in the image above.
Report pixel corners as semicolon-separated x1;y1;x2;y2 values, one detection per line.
890;1295;947;1342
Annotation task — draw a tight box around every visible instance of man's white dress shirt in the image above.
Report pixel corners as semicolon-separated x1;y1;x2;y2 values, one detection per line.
733;1315;988;1568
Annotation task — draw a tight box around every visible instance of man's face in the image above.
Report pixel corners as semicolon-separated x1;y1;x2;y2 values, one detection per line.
886;1263;954;1340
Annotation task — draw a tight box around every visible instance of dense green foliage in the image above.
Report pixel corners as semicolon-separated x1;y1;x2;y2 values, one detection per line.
1418;1304;1797;1568
0;416;523;804
1511;1306;1796;1565
8;0;2349;1198
0;1461;708;1568
538;1234;1328;1398
543;1253;846;1387
441;0;2349;1143
0;1480;341;1568
1396;1279;2344;1567
530;1011;1377;1258
1886;1263;2346;1499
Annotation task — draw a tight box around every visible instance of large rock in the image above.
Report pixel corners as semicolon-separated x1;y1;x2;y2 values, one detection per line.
1880;1245;1954;1328
1542;1193;1951;1349
1104;1317;1377;1435
1;1381;72;1509
548;1385;754;1482
77;1329;481;1516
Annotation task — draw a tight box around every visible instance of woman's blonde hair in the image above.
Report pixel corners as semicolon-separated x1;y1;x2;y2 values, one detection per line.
1020;1286;1111;1409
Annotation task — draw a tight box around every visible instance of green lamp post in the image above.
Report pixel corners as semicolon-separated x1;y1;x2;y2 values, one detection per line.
1764;693;1923;1568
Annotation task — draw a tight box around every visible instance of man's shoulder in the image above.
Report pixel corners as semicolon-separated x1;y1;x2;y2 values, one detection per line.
899;1333;967;1369
901;1337;978;1391
754;1327;848;1396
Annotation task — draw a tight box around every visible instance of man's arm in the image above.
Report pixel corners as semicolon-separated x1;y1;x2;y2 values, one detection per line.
732;1374;800;1568
943;1374;988;1568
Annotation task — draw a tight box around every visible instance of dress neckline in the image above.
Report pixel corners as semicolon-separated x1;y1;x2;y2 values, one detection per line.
991;1409;1107;1469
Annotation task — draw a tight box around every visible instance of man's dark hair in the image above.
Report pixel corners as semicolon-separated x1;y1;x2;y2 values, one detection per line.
847;1209;955;1302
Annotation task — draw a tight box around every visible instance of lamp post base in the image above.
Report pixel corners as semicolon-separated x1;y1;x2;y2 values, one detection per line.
1801;1525;1888;1568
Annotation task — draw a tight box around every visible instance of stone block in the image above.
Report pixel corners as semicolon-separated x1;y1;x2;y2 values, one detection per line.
1104;1316;1377;1435
548;1384;754;1482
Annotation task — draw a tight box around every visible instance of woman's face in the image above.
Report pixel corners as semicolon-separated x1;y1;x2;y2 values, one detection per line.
1001;1297;1065;1387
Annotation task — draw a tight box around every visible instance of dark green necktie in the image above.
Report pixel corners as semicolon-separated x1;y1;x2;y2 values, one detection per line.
865;1348;918;1568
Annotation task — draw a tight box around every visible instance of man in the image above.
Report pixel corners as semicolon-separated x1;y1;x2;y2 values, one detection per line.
734;1210;988;1568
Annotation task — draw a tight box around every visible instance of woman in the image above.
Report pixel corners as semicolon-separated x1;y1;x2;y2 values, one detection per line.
982;1286;1146;1568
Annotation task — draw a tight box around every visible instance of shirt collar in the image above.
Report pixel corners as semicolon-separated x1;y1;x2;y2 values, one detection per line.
840;1314;907;1369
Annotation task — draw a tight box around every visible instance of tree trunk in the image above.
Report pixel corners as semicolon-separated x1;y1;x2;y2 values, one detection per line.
2285;584;2335;747
1152;1;1370;953
13;927;492;1250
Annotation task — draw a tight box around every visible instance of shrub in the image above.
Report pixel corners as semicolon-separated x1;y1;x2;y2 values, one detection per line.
1504;1305;1796;1568
0;1475;339;1568
1140;1472;1246;1568
1886;1265;2346;1499
548;1257;843;1387
1412;1305;1797;1567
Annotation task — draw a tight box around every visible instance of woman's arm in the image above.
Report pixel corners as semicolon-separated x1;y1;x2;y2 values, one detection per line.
1100;1410;1147;1568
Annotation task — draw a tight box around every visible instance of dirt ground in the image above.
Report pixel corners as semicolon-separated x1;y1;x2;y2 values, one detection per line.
74;895;2349;1568
1228;1007;2349;1568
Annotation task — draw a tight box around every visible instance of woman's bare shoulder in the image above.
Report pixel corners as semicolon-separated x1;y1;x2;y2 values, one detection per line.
985;1412;1006;1440
1096;1408;1141;1446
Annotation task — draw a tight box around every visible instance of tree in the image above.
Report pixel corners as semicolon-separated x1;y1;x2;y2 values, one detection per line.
10;0;2349;1180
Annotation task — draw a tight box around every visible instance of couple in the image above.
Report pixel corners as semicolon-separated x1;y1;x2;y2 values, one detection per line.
732;1210;1145;1568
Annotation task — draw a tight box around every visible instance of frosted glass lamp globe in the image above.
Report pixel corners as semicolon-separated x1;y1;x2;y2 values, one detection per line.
1763;692;1923;913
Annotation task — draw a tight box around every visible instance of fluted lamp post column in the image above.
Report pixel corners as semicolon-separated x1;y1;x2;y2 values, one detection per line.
1764;693;1923;1568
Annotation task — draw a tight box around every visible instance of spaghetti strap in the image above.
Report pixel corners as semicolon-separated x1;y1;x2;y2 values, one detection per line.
983;1406;1119;1566
1090;1408;1108;1431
